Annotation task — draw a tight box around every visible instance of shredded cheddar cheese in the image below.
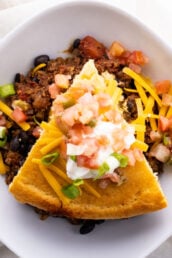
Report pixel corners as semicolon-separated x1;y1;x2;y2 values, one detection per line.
131;140;148;152
40;137;63;155
33;158;100;198
0;100;30;131
135;98;143;116
49;164;72;183
124;88;138;93
159;105;168;117
149;118;157;131
32;63;46;75
38;163;70;204
0;152;8;174
83;181;101;198
105;79;117;96
112;87;122;108
166;107;172;118
135;81;148;107
40;121;62;136
123;67;162;106
132;124;146;132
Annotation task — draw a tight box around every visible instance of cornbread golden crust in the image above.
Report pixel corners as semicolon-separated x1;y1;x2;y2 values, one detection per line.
9;128;167;219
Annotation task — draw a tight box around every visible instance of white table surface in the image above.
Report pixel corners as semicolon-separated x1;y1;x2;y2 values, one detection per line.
0;0;172;257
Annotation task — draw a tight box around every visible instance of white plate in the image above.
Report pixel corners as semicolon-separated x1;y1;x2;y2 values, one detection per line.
0;1;172;257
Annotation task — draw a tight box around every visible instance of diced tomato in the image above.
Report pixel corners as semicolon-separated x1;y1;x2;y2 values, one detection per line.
150;130;162;141
97;135;109;146
102;172;120;183
122;149;136;166
77;154;99;169
155;80;171;95
105;110;122;123
109;41;125;57
158;115;170;132
12;108;27;123
54;74;70;89
168;116;172;129
162;93;172;106
128;51;149;66
32;126;41;138
48;83;60;99
149;143;170;163
67;87;87;100
68;124;84;144
133;148;144;162
80;138;99;156
79;36;105;59
96;93;112;108
128;63;141;74
0;114;6;126
61;105;79;127
59;139;67;159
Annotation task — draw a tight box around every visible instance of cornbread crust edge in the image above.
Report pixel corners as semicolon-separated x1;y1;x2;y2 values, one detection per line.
9;131;167;219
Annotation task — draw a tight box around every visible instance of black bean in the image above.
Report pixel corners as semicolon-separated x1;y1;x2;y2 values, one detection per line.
14;73;21;83
73;39;81;49
34;55;50;67
31;76;39;83
10;136;20;151
19;131;29;143
79;220;95;234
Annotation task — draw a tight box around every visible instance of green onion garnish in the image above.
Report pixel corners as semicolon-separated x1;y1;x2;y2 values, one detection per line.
70;155;76;162
0;84;15;98
41;152;59;166
97;162;110;178
111;152;128;168
0;126;7;147
62;99;75;109
0;136;7;147
33;116;41;126
62;184;80;199
73;179;84;186
163;133;170;146
87;119;97;127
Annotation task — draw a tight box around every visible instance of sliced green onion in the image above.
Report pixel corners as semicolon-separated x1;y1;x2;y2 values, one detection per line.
97;162;110;178
70;155;76;162
0;126;7;147
62;184;80;199
33;116;41;126
163;133;170;146
41;151;59;166
62;99;75;109
0;136;7;147
86;119;97;127
73;179;84;186
111;152;128;168
0;84;15;98
0;126;6;138
12;100;29;111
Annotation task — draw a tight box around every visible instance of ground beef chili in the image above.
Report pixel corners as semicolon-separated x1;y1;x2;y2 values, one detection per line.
1;35;163;182
0;36;164;234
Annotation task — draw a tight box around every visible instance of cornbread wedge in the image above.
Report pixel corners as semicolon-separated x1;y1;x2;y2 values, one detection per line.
9;59;168;220
9;120;167;219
